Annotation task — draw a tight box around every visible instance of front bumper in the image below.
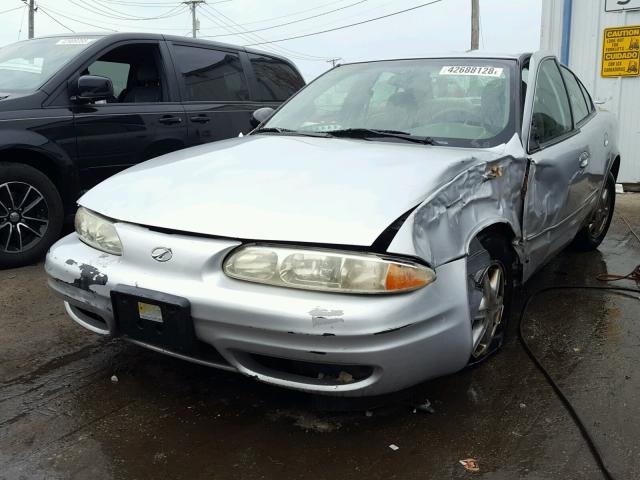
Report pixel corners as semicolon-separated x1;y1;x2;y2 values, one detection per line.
45;223;473;397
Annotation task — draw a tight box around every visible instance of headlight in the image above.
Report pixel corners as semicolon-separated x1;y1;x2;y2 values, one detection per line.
75;207;122;256
223;245;435;294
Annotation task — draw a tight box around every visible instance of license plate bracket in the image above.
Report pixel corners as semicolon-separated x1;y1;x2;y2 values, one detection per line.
111;285;196;354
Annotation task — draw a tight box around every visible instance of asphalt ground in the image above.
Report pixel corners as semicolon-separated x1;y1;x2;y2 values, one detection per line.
1;194;639;480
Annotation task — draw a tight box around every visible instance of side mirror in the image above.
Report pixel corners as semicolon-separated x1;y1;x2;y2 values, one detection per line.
250;107;275;128
72;75;114;103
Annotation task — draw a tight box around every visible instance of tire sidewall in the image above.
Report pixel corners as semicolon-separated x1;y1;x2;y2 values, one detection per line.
468;235;516;364
0;162;63;269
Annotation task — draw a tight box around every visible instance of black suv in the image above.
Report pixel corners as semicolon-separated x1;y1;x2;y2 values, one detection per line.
0;33;304;268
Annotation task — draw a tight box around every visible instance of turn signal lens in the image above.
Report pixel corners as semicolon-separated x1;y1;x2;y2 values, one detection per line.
224;245;435;294
385;263;432;291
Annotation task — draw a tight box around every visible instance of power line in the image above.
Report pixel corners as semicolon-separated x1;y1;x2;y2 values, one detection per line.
201;0;368;38
68;0;185;21
202;4;332;61
38;6;76;33
0;6;24;15
39;1;190;30
37;3;119;31
241;0;444;46
201;4;331;62
204;0;355;28
17;4;27;40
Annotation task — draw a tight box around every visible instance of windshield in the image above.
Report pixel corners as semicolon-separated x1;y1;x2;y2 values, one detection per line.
0;36;100;92
263;58;516;147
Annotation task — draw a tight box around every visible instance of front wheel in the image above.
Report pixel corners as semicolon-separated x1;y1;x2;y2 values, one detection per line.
571;172;616;251
466;235;516;363
0;162;64;269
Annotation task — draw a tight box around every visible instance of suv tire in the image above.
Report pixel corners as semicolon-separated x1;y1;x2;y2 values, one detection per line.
0;162;64;269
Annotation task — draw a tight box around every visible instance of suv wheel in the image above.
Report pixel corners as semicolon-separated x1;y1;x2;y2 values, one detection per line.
0;162;63;269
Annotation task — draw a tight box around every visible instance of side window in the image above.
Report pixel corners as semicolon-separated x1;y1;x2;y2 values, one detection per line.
530;59;572;148
173;45;248;102
84;43;165;104
248;54;304;102
560;66;590;124
577;79;595;113
88;61;130;98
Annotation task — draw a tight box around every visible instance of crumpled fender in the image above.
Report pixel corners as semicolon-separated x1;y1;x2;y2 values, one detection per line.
387;138;527;268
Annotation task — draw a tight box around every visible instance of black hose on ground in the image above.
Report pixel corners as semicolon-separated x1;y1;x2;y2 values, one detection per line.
518;284;640;480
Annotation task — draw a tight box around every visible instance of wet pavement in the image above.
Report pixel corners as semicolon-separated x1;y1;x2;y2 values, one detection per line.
1;194;639;480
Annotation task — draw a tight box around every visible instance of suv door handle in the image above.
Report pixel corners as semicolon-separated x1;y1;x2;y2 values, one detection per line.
578;152;590;169
190;115;211;124
159;115;182;125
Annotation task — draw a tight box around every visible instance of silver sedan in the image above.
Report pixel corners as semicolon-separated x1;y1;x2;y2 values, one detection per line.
46;52;619;396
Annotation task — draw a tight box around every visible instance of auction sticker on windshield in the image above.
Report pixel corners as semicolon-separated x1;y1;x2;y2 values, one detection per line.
56;38;96;46
440;66;504;77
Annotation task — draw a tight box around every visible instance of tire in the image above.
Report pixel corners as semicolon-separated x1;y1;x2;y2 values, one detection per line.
571;172;616;251
0;162;64;269
466;234;516;364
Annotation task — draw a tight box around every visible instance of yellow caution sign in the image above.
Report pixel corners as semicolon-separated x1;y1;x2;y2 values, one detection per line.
601;25;640;77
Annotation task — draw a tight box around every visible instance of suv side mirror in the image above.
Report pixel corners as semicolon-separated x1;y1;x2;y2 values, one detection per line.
250;107;275;128
72;75;114;103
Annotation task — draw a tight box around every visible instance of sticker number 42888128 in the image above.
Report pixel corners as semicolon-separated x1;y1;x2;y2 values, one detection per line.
440;66;504;77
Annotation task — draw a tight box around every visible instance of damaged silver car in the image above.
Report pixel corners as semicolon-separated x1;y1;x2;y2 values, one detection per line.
46;52;619;396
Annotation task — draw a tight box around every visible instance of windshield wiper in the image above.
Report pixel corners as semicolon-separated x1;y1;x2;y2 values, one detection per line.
326;128;439;145
253;127;330;137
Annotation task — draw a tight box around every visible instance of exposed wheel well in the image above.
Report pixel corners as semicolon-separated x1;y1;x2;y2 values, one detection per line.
611;155;621;181
472;222;522;279
0;149;67;203
474;222;516;246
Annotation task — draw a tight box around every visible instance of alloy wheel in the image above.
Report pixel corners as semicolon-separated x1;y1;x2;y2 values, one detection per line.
588;186;612;240
0;181;49;253
471;262;505;358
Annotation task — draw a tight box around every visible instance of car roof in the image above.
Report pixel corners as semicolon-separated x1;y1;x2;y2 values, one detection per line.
28;32;294;65
338;51;534;67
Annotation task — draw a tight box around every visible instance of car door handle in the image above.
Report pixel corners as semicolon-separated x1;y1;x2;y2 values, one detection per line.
159;115;182;125
190;115;211;124
578;152;590;169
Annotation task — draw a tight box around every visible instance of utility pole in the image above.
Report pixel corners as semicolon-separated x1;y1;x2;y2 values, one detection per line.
183;0;205;38
326;58;342;68
26;0;35;39
471;0;479;50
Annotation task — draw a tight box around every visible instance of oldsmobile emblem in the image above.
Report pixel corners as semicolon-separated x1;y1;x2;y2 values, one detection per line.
151;247;173;262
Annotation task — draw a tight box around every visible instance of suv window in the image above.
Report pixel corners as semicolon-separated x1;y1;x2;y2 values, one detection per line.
84;43;165;104
531;59;572;147
88;61;130;98
173;45;249;102
248;54;304;102
560;66;590;124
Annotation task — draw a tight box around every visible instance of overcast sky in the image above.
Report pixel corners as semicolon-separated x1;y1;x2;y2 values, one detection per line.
0;0;541;79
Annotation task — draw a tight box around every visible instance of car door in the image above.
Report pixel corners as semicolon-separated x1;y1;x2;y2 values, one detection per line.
168;42;258;146
521;56;599;278
73;40;188;190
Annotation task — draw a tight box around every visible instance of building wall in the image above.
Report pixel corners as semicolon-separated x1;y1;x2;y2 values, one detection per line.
541;0;640;184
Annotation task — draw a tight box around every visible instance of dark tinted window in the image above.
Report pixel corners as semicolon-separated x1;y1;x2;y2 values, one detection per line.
249;54;304;102
560;66;589;124
173;45;248;101
531;59;572;146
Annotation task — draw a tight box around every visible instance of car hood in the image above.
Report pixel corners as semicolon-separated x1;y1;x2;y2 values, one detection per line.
80;135;505;247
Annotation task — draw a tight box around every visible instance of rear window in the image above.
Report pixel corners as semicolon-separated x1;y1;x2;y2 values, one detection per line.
173;45;249;102
249;54;304;102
